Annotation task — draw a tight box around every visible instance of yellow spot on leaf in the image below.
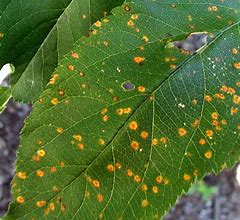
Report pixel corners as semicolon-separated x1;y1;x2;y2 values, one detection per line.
205;150;213;159
51;98;60;106
199;138;206;145
133;56;145;64
17;172;27;180
178;128;187;137
36;170;45;177
141;184;148;192
16;196;25;204
140;131;149;139
206;130;214;138
131;140;139;151
73;135;82;142
56;127;64;134
71;52;80;59
183;174;191;181
129;121;138;130
141;199;149;208
152;138;158;145
37;149;46;157
156;175;163;183
152;186;159;194
138;86;146;92
127;169;133;177
234;62;240;69
107;164;115;173
36;200;46;207
92;180;100;188
97;194;104;203
134;175;141;183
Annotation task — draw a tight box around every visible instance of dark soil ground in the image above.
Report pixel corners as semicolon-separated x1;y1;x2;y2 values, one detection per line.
0;101;240;219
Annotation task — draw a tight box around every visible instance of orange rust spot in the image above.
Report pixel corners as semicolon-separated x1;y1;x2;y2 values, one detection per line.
101;108;108;115
49;202;55;211
206;130;214;138
36;200;46;207
60;161;65;167
115;162;122;169
133;56;145;64
32;154;41;162
36;170;45;177
178;128;187;137
152;138;158;146
37;149;46;157
214;93;225;100
205;95;212;102
234;62;240;69
98;138;105;145
94;21;102;27
212;120;218;126
237;82;240;87
77;143;84;150
204;150;213;159
51;98;60;106
183;174;191;181
232;48;238;54
92;180;100;188
228;87;235;95
71;52;80;59
127;20;134;27
156;175;163;183
97;194;104;203
152;186;159;194
16;196;25;204
127;169;133;177
192;118;200;128
73;135;82;142
160;137;168;144
141;184;148;192
123;107;132;114
211;112;219;119
170;64;177;70
138;86;146;93
141;199;149;208
199;138;206;145
231;107;238;115
103;115;109;122
17;172;27;180
58;89;65;96
56;127;64;134
134;175;141;183
221;85;228;93
116;108;124;115
67;65;75;71
221;119;227;125
131;140;139;151
140;131;149;139
129;121;138;130
107;164;115;172
131;14;139;20
142;35;149;43
103;41;109;46
233;95;240;104
50;166;57;173
49;74;59;85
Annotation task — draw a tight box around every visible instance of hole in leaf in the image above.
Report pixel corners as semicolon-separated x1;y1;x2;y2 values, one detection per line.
122;81;135;91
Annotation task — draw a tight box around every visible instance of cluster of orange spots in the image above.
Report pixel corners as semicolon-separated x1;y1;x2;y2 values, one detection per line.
127;20;134;27
36;200;46;207
142;35;149;43
231;107;238;115
141;199;149;208
51;97;60;106
16;196;25;204
221;85;235;95
50;166;57;173
206;130;214;139
36;170;45;177
116;107;132;115
234;62;240;69
141;184;148;192
17;172;27;180
97;194;104;203
67;64;75;71
208;5;218;11
94;21;102;27
152;138;158;146
214;93;225;100
49;74;59;85
192;118;200;128
71;52;80;59
231;48;239;54
137;86;146;93
183;174;191;181
37;149;46;157
129;121;138;130
165;57;177;62
199;138;206;145
58;89;65;96
152;186;159;194
140;131;149;139
107;164;115;173
131;140;140;151
178;128;187;137
133;56;145;64
204;150;213;159
205;95;213;102
233;95;240;105
56;127;64;134
44;202;55;215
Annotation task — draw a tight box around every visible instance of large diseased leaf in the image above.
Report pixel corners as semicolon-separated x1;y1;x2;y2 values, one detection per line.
0;0;124;102
4;1;240;219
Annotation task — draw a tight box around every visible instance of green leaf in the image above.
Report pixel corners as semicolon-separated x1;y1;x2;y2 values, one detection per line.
0;0;124;102
4;1;240;219
0;87;11;113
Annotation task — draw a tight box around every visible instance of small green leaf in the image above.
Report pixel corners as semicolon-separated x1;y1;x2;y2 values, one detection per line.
4;1;240;219
0;0;124;102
